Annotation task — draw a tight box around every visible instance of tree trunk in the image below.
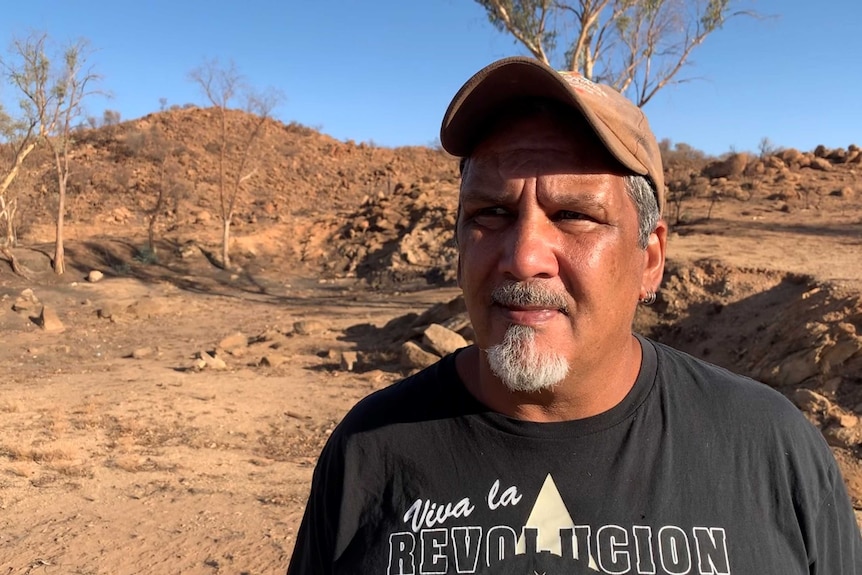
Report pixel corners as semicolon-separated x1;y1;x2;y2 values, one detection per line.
54;176;66;274
221;216;231;270
0;196;17;247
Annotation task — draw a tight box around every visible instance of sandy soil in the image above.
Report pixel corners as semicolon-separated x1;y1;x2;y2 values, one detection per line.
0;195;860;574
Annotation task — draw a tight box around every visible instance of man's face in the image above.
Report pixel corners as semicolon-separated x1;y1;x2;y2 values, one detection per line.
456;112;662;392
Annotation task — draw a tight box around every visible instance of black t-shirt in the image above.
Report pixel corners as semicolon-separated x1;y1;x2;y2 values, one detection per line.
287;336;861;574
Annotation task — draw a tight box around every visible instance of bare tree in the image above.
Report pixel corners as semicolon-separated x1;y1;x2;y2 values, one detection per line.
188;59;282;269
475;0;756;106
0;44;43;249
128;125;188;256
2;32;101;274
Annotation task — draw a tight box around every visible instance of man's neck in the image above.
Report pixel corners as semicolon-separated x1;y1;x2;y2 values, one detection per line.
455;336;643;422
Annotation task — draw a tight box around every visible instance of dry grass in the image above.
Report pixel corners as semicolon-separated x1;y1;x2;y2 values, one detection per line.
0;400;20;413
106;455;179;473
256;420;335;462
0;444;73;463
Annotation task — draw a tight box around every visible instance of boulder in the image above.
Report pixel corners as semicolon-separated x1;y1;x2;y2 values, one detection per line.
778;148;803;166
87;270;104;283
792;388;832;415
703;153;749;179
808;157;833;172
422;323;469;356
400;341;439;370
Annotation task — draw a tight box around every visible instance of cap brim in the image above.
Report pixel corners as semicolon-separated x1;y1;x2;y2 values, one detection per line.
440;57;649;183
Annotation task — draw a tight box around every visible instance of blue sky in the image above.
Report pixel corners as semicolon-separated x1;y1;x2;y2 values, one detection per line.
1;1;859;156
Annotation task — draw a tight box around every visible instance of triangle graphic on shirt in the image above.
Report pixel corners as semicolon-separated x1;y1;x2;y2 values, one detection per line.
516;473;598;570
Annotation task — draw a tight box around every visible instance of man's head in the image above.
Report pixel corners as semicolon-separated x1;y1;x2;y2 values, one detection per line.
439;58;667;397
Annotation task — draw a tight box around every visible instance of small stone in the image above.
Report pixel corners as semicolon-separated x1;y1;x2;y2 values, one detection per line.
197;350;227;370
98;304;117;320
87;270;104;283
218;332;248;353
12;288;39;312
340;351;358;371
38;306;65;333
260;354;288;368
131;347;154;359
293;320;326;336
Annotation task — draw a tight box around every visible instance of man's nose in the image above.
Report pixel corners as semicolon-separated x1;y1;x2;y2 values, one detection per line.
499;213;559;281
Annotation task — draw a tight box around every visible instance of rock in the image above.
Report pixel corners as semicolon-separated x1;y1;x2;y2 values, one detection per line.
792;388;832;415
196;350;227;371
820;336;862;372
413;296;467;327
778;148;803;165
836;412;859;428
12;288;39;312
259;354;288;368
400;341;440;370
131;347;154;359
769;348;819;386
293;320;326;336
813;144;829;158
826;148;847;162
808;157;833;172
847;150;862;164
38;305;64;333
703;153;749;179
831;186;855;199
126;298;164;319
422;323;469;356
87;270;104;283
98;303;118;320
218;332;248;354
822;425;862;449
340;351;358;371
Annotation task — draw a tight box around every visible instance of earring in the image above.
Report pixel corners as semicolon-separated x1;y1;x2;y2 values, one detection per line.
639;290;657;306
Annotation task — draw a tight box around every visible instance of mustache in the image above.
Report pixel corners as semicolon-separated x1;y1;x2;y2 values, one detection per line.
491;282;569;314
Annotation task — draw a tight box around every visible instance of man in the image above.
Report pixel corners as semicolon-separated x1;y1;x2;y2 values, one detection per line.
287;57;861;574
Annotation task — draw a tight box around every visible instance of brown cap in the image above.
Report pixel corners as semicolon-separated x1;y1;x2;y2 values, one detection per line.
440;56;665;214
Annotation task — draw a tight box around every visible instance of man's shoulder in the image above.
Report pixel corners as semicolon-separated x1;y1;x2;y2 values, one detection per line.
335;352;464;437
649;338;810;424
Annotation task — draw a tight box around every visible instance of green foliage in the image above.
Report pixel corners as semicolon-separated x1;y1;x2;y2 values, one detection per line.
134;245;158;265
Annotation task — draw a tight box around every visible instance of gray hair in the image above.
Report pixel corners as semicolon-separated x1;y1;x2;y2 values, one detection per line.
625;174;660;249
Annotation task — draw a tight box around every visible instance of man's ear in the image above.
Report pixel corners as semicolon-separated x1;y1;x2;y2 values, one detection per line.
642;219;667;292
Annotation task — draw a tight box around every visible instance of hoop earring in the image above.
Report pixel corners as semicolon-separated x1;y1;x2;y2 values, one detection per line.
639;290;657;306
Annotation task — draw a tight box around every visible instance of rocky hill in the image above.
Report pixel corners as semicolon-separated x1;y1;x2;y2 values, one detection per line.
3;107;859;288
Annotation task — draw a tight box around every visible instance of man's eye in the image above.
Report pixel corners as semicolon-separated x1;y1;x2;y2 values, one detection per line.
471;207;510;228
555;210;592;221
477;207;508;217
